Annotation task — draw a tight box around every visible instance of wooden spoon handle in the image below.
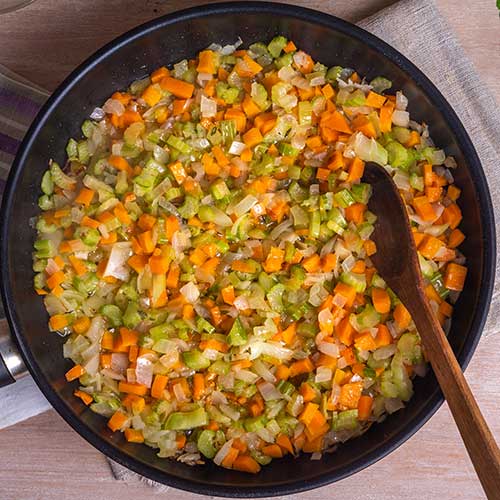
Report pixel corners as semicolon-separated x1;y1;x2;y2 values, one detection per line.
408;293;500;498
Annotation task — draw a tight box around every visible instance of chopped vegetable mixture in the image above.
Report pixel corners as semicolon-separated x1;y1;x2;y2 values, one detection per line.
33;36;467;473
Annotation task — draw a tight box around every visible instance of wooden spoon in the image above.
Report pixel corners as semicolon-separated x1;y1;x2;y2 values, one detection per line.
362;162;500;498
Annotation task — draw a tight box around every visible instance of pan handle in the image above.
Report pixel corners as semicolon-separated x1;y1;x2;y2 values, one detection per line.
0;318;27;387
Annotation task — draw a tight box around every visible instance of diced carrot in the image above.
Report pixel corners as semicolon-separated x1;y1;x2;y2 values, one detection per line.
151;66;169;83
169;160;187;184
118;381;148;396
224;108;247;132
379;103;394;133
447;185;461;201
334;316;353;346
127;254;148;274
444;262;467;291
304;411;329;441
74;389;93;405
119;327;139;346
338;382;363;409
393;303;411;329
413;196;436;222
47;270;65;289
334;282;357;308
344;202;366;224
418;235;445;259
232;455;261;474
108;410;128;432
425;186;442;203
282;322;297;345
364;239;377;256
72;316;90;334
221;447;239;468
283;40;297;53
108;155;132;175
448;228;465;249
166;262;180;289
68;255;87;276
160;76;194;99
322;253;337;273
101;331;114;350
442;203;462;229
49;313;69;330
302;254;321;273
275;365;290;381
375;324;392;347
354;331;377;351
372;287;391;314
128;345;139;363
439;301;453;317
242;127;263;148
65;364;85;382
125;428;144;443
358;395;373;420
300;382;317;403
298;402;319;426
197;50;217;74
262;444;283;458
141;84;162;107
289;357;314;377
365;91;386;108
74;188;95;207
235;54;263;78
151;374;168;399
149;254;169;274
137;230;155;254
276;434;294;455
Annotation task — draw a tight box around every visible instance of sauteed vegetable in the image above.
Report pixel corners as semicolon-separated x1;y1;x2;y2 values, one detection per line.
32;37;467;472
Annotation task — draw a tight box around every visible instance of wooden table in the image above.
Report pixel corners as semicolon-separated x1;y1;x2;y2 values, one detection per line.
1;1;499;499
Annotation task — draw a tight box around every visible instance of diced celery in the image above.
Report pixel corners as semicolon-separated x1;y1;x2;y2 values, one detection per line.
81;120;95;138
250;82;270;111
66;138;78;159
326;66;343;84
340;271;366;293
198;205;232;227
182;350;211;370
275;53;293;69
196;316;215;334
50;161;75;190
331;409;359;431
344;89;366;107
298;101;313;126
386;141;415;170
166;135;192;154
178;195;199;219
276;380;295;397
430;272;450;299
73;273;99;295
227;317;248;346
100;304;123;327
267;35;287;58
356;304;381;329
277;142;299;157
34;239;56;259
267;283;285;312
334;189;355;208
197;430;217;459
164;407;208;430
244;415;268;432
397;333;423;364
123;301;141;329
309;210;321;239
220;120;236;145
38;195;53;211
210;179;230;200
370;76;392;93
208;360;230;375
351;183;372;204
409;172;424;192
36;218;57;234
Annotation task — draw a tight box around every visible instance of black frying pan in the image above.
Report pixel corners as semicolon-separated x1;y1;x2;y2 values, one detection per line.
0;2;495;497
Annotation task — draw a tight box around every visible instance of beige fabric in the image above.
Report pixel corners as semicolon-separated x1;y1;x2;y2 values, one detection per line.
109;0;500;487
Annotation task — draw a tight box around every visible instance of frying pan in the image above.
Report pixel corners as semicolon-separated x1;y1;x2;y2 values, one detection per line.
0;2;495;496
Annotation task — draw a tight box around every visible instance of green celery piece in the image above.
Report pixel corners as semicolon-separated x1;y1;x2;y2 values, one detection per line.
178;195;199;220
244;415;268;432
34;239;56;259
331;409;359;431
33;272;46;290
267;283;285;312
386;141;414;170
275;53;293;69
73;273;99;295
351;183;372;204
41;171;54;195
409;173;424;192
356;304;381;329
197;430;217;459
210;179;230;200
267;35;288;58
340;271;366;293
50;161;75;190
309;210;321;239
100;304;123;327
36;218;57;234
334;189;355;208
430;272;450;299
38;195;53;211
344;89;366;107
164;407;208;430
276;380;295;397
123;302;141;329
182;350;211;370
66;138;78;159
370;76;392;93
397;332;423;365
81;120;95;138
166;135;192;154
227;317;248;346
250;82;270;111
326;66;343;84
220;119;236;145
196;316;215;334
208;359;230;375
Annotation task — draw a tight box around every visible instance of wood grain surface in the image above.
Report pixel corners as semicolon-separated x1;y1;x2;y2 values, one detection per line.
0;1;499;499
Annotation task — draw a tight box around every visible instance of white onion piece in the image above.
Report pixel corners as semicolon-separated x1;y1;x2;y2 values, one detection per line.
211;390;228;405
103;98;125;116
248;341;293;361
83;353;99;376
253;360;276;383
395;91;408;110
135;356;154;388
111;353;129;374
90;107;105;121
213;439;234;466
232;195;258;217
392;110;410;127
101;368;125;380
228;141;246;155
256;427;275;443
257;381;282;401
385;398;405;414
315;366;332;383
86;315;106;343
318;341;340;358
173;381;189;402
200;95;217;118
220;404;240;421
105;242;132;281
233;295;250;311
180;282;200;303
234;369;259;384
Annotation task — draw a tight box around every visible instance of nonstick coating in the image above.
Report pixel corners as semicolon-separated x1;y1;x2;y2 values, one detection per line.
0;2;495;497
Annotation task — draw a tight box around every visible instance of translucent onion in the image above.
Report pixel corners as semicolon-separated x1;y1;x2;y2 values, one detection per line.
135;356;154;388
213;439;234;466
318;341;340;358
229;140;246;155
111;353;129;374
180;282;200;303
234;369;259;384
211;390;228;405
253;359;276;383
391;110;410;127
90;107;105;121
220;403;240;421
257;381;282;401
395;91;408;110
315;366;332;383
105;242;132;281
102;98;125;116
200;95;217;118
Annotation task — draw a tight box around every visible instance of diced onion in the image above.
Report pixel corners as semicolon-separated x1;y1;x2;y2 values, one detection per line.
135;356;154;388
257;381;282;401
111;353;129;374
392;110;410;127
105;242;132;281
228;141;246;155
213;439;234;466
315;366;332;383
235;369;259;384
220;403;240;421
180;282;200;303
200;95;217;118
318;341;340;358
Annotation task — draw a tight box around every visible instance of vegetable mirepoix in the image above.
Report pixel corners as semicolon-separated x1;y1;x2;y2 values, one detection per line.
33;36;467;472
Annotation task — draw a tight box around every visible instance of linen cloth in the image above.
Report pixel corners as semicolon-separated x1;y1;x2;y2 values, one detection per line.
0;0;499;490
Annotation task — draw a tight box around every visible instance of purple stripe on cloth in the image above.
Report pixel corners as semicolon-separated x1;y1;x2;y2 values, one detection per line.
0;87;41;118
0;131;20;156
